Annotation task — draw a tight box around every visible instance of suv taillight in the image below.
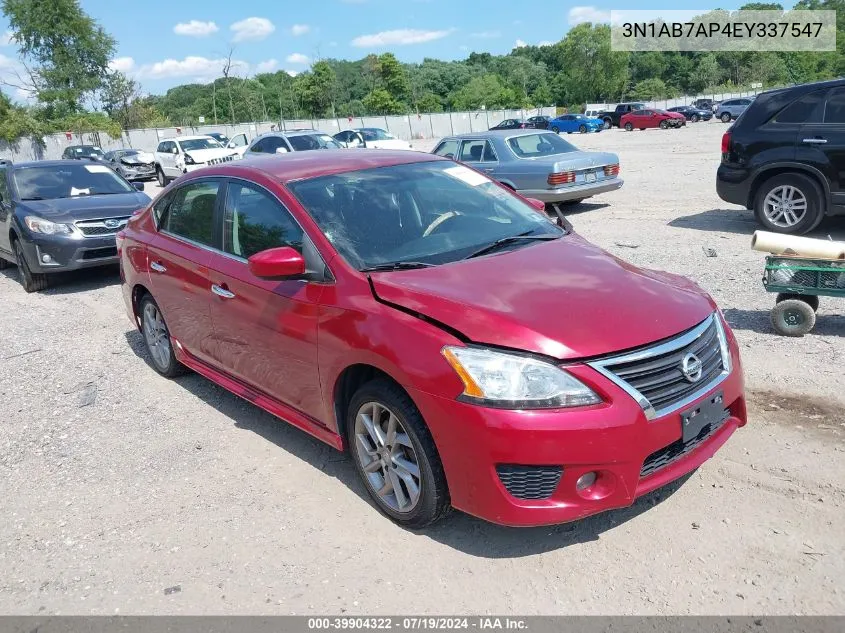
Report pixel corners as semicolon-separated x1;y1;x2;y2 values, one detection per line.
721;131;731;155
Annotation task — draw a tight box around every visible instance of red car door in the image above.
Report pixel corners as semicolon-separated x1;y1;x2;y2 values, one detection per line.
205;179;325;421
147;178;221;363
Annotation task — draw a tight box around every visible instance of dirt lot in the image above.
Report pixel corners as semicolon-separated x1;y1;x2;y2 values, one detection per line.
1;122;843;615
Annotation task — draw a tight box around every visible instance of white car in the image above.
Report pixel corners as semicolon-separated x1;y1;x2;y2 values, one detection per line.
333;128;413;150
153;135;240;186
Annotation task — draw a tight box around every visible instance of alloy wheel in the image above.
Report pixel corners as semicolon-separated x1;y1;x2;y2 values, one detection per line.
763;185;808;228
353;401;421;514
142;302;171;370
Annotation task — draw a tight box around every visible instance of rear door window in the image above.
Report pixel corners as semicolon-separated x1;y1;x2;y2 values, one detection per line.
161;180;221;247
775;90;825;124
823;88;845;124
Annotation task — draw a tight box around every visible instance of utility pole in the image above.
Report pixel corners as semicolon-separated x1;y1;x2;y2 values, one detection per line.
212;82;218;125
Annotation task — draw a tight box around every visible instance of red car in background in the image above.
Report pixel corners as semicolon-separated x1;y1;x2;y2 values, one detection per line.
621;108;685;131
118;151;746;528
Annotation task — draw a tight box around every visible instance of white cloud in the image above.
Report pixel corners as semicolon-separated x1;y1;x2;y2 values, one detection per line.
255;58;278;73
285;53;310;65
351;28;453;47
568;6;611;26
470;31;500;39
514;39;527;48
291;24;310;36
173;20;219;37
137;56;248;80
285;70;299;77
109;57;136;73
538;40;554;47
230;17;275;42
1;30;14;46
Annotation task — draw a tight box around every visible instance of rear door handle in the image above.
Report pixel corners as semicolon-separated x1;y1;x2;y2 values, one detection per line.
211;284;236;299
150;261;167;273
802;138;828;144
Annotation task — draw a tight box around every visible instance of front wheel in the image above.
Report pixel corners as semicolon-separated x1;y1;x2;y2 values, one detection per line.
771;299;815;337
754;173;824;235
347;378;450;528
691;115;699;123
602;119;611;130
624;122;633;131
721;112;731;123
551;126;560;134
659;120;668;129
156;166;167;187
13;239;49;292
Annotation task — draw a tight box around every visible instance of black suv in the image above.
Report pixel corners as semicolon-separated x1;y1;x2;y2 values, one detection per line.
717;79;845;234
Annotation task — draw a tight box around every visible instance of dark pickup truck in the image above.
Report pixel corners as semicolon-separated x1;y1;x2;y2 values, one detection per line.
597;103;646;129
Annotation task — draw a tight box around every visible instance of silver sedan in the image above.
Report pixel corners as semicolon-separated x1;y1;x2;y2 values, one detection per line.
432;130;623;206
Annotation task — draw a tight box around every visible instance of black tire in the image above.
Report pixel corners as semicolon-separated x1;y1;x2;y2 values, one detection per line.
754;173;825;235
776;293;819;313
624;122;634;131
771;299;816;337
346;378;450;529
721;112;731;123
138;294;187;377
691;114;699;123
602;119;611;130
578;124;587;133
156;166;167;187
659;120;668;129
13;239;49;292
551;125;560;133
639;128;645;131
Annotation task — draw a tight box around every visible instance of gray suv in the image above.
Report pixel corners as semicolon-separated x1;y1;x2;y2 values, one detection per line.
716;98;754;123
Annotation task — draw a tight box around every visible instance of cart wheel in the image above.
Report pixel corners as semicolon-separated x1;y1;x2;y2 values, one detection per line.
776;293;819;313
771;299;816;337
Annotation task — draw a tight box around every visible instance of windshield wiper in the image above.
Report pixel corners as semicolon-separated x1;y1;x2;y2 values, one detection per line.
360;261;435;272
465;231;560;260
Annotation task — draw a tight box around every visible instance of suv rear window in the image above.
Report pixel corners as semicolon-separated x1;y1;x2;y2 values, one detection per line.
775;91;825;124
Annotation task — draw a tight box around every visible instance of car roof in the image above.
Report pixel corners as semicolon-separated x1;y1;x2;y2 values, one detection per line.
12;159;86;169
256;130;328;140
160;135;216;142
192;149;443;183
448;129;554;140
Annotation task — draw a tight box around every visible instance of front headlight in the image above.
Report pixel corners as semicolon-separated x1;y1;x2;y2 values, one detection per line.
184;154;196;165
442;346;601;409
24;215;73;235
714;312;734;374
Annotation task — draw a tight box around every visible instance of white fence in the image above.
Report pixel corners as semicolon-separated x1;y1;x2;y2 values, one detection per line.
586;88;773;114
0;107;557;163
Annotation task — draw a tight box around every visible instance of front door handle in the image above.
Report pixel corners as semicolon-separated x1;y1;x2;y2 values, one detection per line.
211;284;236;299
802;138;828;144
483;168;495;173
150;261;167;273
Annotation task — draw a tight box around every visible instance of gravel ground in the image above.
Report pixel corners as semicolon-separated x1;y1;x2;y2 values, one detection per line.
1;122;843;615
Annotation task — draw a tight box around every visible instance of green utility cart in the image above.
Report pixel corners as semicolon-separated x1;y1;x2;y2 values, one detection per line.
763;255;845;336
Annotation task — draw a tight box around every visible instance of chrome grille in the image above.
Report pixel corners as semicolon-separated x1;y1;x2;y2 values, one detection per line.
75;216;129;237
588;315;729;419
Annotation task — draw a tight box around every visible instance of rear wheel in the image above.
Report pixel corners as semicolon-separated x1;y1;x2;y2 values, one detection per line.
578;124;587;133
659;120;668;129
721;112;731;123
624;122;634;131
691;114;700;123
754;173;824;235
347;378;450;528
602;119;611;130
551;125;560;134
771;299;815;337
156;166;167;187
139;294;186;377
13;239;49;293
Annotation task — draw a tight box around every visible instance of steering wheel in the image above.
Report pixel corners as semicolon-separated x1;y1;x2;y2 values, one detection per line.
423;211;463;237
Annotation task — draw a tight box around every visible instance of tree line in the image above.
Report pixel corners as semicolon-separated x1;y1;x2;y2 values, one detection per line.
1;0;844;143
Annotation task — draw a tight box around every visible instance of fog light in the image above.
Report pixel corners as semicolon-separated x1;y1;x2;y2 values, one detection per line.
576;471;597;491
41;253;53;264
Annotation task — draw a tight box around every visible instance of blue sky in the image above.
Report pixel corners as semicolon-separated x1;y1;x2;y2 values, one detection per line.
0;1;771;99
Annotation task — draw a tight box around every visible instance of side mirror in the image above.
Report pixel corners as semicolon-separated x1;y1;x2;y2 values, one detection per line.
275;146;289;154
525;197;546;212
133;181;145;191
248;246;305;279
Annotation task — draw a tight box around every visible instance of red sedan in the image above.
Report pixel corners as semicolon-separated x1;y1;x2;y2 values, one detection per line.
118;151;746;528
621;108;684;131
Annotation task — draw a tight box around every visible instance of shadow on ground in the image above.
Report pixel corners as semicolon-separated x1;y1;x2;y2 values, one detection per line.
0;263;120;294
723;307;843;337
125;328;695;558
669;209;845;240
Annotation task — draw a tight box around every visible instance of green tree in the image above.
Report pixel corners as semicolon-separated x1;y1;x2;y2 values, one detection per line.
2;0;115;116
630;78;669;100
300;61;338;117
451;74;517;109
362;88;404;114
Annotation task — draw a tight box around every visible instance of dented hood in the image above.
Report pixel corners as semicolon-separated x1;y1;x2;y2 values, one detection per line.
369;234;716;360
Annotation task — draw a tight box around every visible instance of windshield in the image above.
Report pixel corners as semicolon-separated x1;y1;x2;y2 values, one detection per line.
179;138;223;151
14;163;135;200
506;133;577;158
360;129;394;141
288;160;562;269
288;134;343;151
70;146;104;158
208;133;229;143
